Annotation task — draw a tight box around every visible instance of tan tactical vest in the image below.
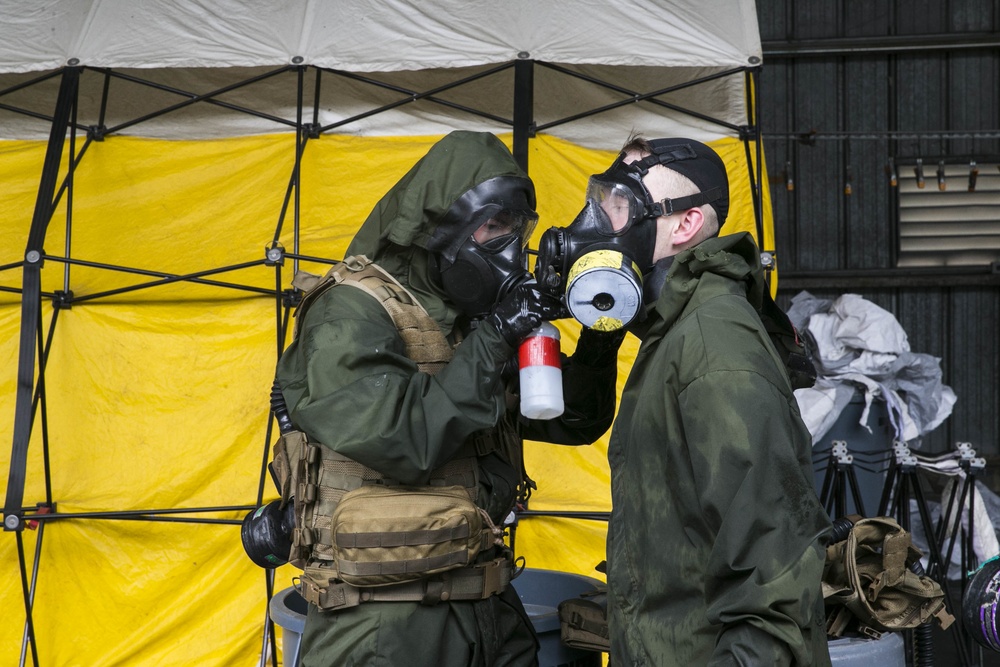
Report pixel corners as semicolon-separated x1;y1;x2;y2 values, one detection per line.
271;256;515;610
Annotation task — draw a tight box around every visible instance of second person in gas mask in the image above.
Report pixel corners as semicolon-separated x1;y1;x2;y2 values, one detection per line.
539;135;831;665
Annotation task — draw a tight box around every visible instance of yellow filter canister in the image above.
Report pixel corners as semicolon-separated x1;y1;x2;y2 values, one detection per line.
564;249;643;331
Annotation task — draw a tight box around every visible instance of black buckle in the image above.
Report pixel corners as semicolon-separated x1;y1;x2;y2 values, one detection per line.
653;186;724;217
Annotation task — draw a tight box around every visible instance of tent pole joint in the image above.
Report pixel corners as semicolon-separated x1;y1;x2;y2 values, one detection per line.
4;512;21;531
282;289;301;309
760;251;775;277
264;244;285;267
739;125;759;142
52;290;74;310
87;124;107;141
24;503;54;530
302;123;321;139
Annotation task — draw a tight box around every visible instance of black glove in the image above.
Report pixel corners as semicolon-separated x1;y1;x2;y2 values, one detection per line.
572;326;627;368
487;282;565;347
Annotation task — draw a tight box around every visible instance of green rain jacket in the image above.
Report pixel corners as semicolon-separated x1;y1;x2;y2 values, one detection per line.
275;131;619;667
606;232;832;666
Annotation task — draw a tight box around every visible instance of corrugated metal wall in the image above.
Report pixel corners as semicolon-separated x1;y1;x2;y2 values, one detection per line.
757;0;1000;458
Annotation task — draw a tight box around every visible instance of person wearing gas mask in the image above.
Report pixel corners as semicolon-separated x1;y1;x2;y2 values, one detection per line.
272;130;623;667
537;135;831;665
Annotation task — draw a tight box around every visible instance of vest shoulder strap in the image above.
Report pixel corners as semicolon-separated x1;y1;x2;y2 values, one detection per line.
292;255;453;374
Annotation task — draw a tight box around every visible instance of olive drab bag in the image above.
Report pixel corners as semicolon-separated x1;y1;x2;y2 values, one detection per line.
558;595;610;653
556;561;610;654
822;515;954;636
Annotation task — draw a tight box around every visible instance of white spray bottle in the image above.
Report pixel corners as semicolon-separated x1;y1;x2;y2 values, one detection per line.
518;322;565;420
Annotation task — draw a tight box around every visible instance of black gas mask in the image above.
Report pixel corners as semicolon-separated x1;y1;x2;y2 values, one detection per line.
432;176;538;319
535;140;728;330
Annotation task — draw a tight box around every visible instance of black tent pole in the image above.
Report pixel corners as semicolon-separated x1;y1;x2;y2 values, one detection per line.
4;64;78;667
4;67;79;534
743;67;766;250
513;58;534;172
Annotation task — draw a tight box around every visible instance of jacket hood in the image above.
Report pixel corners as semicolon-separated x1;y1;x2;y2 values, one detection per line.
346;131;531;331
641;232;766;335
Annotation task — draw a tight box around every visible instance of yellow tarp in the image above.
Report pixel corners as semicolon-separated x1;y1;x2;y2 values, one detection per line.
1;133;770;666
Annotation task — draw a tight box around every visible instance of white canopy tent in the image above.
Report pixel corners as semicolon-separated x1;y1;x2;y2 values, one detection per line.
1;2;768;665
0;0;760;143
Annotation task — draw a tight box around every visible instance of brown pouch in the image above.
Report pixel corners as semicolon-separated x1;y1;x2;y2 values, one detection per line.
558;596;610;652
331;484;493;587
823;515;954;635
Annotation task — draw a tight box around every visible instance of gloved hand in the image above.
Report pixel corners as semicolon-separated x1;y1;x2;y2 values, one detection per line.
487;281;565;347
572;326;627;368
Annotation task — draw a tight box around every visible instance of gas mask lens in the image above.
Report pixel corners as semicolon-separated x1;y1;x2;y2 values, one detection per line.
472;209;538;251
585;177;645;235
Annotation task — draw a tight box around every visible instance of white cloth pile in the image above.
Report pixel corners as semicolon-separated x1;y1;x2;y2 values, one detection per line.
788;291;956;447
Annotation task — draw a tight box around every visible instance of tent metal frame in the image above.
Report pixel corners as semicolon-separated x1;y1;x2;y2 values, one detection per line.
1;60;762;667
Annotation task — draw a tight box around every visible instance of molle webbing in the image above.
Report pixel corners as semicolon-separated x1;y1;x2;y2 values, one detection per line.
291;440;482;565
298;556;513;611
292;255;453;373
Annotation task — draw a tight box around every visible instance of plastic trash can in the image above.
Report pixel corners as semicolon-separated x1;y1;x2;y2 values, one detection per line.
814;392;894;518
828;631;905;666
511;568;604;667
269;587;307;667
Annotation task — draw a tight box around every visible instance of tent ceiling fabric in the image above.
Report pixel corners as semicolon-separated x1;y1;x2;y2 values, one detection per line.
0;63;750;145
0;0;761;72
0;0;761;147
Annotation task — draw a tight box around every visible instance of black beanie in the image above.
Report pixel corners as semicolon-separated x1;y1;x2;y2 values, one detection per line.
647;138;730;226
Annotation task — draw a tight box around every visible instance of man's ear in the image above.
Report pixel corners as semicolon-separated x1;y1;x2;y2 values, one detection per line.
671;207;705;245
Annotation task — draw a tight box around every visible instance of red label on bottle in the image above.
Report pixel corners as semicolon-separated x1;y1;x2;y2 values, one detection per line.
519;335;561;369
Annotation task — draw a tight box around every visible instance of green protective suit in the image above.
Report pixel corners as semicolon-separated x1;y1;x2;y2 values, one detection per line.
275;131;620;667
606;232;832;666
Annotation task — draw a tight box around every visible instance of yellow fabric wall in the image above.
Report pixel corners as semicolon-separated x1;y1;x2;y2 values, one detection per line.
0;132;770;666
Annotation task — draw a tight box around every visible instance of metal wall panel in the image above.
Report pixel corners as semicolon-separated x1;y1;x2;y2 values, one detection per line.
758;0;1000;460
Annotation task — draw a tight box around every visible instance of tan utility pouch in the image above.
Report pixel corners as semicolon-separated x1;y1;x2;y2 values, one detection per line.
270;429;310;568
270;430;300;506
331;484;496;587
558;597;610;652
823;515;955;636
